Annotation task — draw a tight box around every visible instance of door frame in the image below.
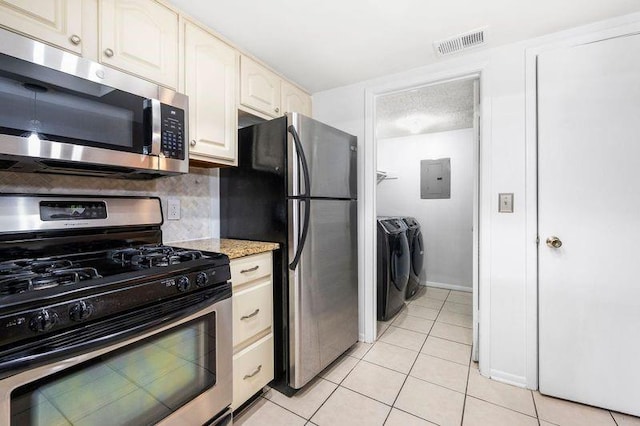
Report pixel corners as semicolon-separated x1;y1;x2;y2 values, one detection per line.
363;65;487;368
525;19;640;390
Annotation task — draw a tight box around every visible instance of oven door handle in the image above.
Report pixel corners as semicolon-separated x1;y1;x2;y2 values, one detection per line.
0;286;229;380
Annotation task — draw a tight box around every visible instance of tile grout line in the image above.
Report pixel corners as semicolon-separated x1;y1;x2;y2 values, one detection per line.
383;291;451;425
465;394;541;422
384;291;434;424
306;343;380;423
259;393;315;422
267;288;464;425
609;411;619;426
381;287;431;424
466;366;543;420
459;338;473;426
249;392;309;423
305;382;342;423
531;386;541;426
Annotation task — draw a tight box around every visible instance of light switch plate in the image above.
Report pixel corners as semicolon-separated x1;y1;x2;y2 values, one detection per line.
498;193;514;213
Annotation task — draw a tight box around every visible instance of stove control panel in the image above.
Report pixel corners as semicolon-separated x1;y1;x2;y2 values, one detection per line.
0;264;230;348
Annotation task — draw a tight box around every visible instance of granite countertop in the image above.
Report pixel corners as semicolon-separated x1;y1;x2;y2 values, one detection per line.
174;238;279;260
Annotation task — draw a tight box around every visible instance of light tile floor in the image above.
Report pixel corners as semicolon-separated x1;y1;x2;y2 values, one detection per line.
235;287;640;426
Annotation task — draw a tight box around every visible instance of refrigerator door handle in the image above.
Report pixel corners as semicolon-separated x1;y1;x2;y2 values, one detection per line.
288;125;311;197
289;198;310;270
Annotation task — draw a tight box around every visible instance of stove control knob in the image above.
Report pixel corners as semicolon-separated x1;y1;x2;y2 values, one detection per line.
69;301;93;322
29;310;58;333
177;276;191;292
196;272;209;287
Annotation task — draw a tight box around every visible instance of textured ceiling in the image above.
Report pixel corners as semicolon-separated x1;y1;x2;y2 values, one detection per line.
168;1;640;92
376;79;475;139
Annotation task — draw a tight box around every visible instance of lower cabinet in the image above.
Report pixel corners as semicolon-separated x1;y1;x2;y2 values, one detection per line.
232;334;274;408
230;251;274;410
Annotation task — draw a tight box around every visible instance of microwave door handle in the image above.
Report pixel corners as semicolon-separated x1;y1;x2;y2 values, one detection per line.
149;99;162;156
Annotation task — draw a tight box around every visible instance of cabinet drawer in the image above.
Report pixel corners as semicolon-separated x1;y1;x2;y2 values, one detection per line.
232;333;274;409
230;252;272;287
233;279;273;348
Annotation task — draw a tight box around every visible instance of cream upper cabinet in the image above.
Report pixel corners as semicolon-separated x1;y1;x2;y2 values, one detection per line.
184;21;238;165
0;0;83;54
99;0;178;89
240;55;281;118
281;80;312;117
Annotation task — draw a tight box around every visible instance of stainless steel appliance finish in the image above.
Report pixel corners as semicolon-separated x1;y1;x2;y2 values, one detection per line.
288;198;358;387
0;195;232;425
0;297;232;426
287;113;358;199
221;112;358;391
0;195;162;233
0;28;188;178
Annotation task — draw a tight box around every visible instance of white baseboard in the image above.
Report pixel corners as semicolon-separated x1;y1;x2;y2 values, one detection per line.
424;281;472;293
489;369;529;388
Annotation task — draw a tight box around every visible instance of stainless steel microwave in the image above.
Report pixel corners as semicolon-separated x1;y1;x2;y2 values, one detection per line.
0;28;189;179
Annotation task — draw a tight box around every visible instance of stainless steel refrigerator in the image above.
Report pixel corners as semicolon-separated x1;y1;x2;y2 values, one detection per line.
220;113;358;391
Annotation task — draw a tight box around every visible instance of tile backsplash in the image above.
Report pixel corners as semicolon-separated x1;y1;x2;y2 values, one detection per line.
0;167;218;243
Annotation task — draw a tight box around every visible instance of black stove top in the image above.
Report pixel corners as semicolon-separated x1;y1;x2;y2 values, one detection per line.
0;244;226;296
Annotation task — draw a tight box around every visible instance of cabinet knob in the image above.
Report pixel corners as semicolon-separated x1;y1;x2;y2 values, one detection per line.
275;107;280;113
104;48;114;58
190;139;197;147
69;34;81;46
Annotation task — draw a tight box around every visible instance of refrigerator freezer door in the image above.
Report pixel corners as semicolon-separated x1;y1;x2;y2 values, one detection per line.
287;198;358;389
287;113;357;199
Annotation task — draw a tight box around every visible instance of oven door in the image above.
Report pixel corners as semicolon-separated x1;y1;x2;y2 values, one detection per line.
0;295;231;426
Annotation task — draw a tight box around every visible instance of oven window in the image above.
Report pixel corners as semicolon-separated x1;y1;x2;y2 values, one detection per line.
10;315;216;426
0;53;147;153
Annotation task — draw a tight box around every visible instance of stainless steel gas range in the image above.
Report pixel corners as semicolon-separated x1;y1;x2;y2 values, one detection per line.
0;195;232;426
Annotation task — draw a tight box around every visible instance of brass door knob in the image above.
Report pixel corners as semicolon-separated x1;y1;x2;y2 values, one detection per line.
546;236;562;248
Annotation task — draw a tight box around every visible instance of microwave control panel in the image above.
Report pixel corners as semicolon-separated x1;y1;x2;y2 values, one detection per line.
161;104;185;160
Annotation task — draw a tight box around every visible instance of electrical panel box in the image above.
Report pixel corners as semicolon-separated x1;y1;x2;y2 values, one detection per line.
420;158;451;199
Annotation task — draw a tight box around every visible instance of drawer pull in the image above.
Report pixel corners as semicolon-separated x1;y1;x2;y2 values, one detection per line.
240;309;260;320
240;265;259;274
243;364;262;380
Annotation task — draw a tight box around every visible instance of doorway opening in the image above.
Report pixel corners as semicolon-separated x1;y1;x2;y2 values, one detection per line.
371;75;480;360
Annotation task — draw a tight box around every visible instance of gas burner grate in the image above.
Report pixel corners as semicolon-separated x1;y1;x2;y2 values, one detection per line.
110;245;203;268
0;267;102;295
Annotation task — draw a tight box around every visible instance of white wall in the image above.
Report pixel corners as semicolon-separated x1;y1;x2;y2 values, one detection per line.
377;129;474;289
312;13;640;388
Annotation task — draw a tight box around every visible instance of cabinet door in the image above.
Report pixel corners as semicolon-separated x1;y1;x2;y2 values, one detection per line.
184;22;238;164
99;0;178;89
0;0;83;53
240;55;281;118
281;80;312;116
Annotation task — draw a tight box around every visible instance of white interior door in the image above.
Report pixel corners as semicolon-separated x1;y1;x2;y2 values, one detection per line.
538;33;640;416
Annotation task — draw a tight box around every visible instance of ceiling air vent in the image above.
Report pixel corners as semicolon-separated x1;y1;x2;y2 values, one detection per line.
434;28;487;57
